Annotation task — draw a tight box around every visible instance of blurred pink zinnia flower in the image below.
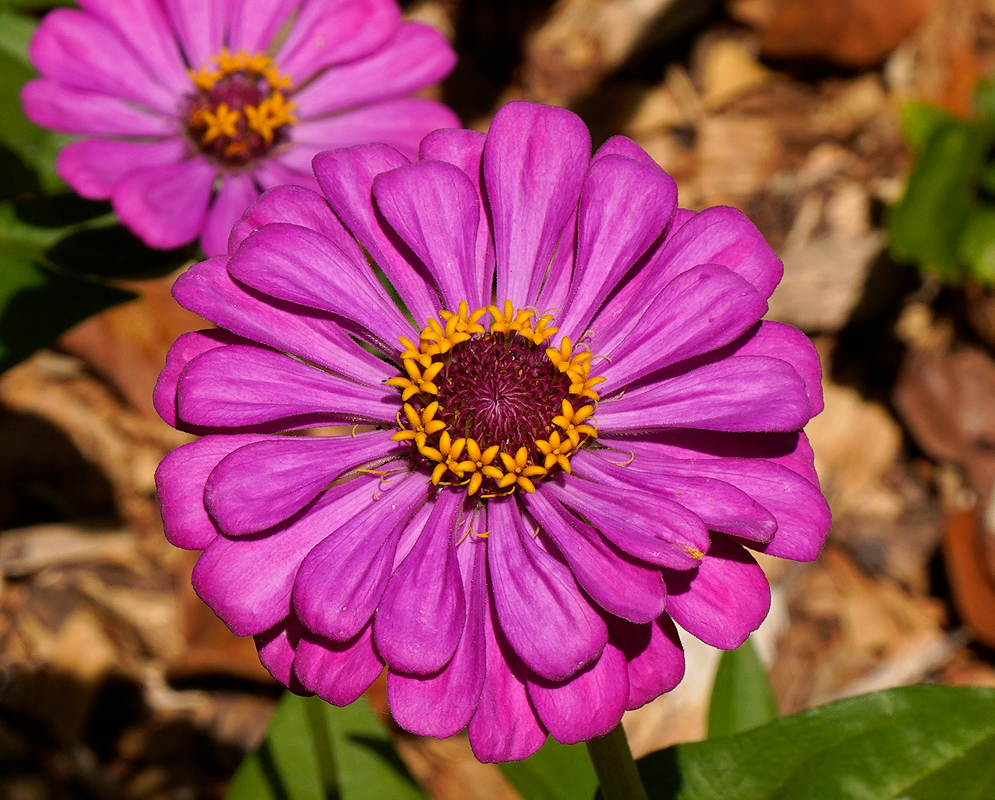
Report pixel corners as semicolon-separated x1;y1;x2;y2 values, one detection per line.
154;101;831;762
22;0;458;255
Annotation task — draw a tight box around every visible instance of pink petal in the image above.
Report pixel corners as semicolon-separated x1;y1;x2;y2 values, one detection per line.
373;160;480;309
528;642;628;744
155;433;268;550
277;0;401;82
293;476;426;641
467;592;547;763
556;154;677;339
227;222;415;349
483;101;590;307
313;143;437;326
524;490;667;624
29;9;177;112
663;535;771;650
172;257;395;385
56;138;187;201
77;0;189;94
596;356;812;434
112;158;216;250
255;616;312;694
204;430;403;536
294;22;455;117
290;98;460;164
388;539;488;738
192;476;381;636
612;615;685;710
227;184;340;254
487;499;607;682
162;0;225;69
200;173;260;256
227;0;298;52
597;264;768;389
294;624;385;705
22;80;176;136
374;491;466;674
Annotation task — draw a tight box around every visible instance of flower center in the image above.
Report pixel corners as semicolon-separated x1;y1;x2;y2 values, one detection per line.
185;49;295;166
388;301;604;497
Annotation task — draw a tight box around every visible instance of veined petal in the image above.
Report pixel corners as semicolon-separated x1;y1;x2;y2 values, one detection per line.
598;264;768;389
155;433;268;550
56;138;186;201
227;0;297;53
388;537;487;738
467;588;547;763
418;129;492;306
172;257;395;386
484;101;590;307
176;343;398;428
294;624;384;705
373;160;480;310
375;490;466;674
277;0;400;81
663;535;771;650
527;643;628;745
204;431;403;536
29;9;177;112
612;615;685;710
549;477;709;569
112;158;216;250
293;23;455;117
228;184;344;255
487;499;607;682
255;616;311;694
162;0;224;69
557;154;677;340
201;172;260;257
227;222;414;349
293;475;427;641
192;476;382;636
291;98;460;164
524;490;667;623
313;144;438;327
154;328;246;429
22;80;176;136
597;356;812;434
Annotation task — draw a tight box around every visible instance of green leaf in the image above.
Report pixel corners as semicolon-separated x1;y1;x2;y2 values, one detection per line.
499;736;599;800
636;685;995;800
901;101;956;155
706;636;779;739
959;206;995;286
0;255;132;372
887;118;993;283
0;9;36;66
226;693;427;800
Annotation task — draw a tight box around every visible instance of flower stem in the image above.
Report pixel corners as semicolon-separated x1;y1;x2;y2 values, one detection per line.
586;723;649;800
304;695;339;800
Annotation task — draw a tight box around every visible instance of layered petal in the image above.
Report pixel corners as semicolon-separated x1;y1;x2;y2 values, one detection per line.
162;0;225;69
663;535;771;649
597;356;812;434
201;173;260;257
487;499;607;682
56;138;186;200
22;80;177;136
255;616;311;694
176;343;398;429
612;615;685;710
374;491;466;674
388;538;488;738
204;432;402;536
484;101;590;306
293;23;456;118
294;624;385;705
293;475;426;640
155;433;268;550
112;158;216;250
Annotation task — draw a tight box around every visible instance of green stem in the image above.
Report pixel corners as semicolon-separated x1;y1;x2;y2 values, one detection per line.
586;723;650;800
304;695;339;800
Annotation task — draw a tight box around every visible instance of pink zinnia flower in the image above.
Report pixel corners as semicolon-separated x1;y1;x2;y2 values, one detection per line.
22;0;458;255
154;101;830;763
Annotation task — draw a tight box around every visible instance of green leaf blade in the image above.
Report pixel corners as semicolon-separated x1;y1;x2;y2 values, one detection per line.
498;736;598;800
706;637;779;739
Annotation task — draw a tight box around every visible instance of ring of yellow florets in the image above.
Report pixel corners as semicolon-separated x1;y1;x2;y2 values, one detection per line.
186;49;296;166
388;301;604;497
